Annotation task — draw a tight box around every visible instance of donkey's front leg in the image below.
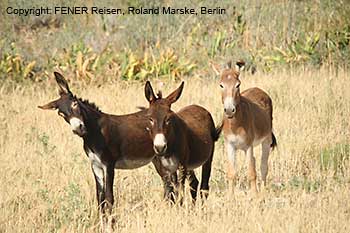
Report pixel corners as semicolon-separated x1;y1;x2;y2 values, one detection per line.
177;165;187;205
152;157;177;203
246;146;258;194
164;173;178;203
91;163;105;212
91;161;115;214
92;162;114;233
104;164;115;214
226;140;237;193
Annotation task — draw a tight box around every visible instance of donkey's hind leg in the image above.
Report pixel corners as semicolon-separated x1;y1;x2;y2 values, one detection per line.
200;153;214;199
187;170;199;203
261;137;272;188
246;146;258;194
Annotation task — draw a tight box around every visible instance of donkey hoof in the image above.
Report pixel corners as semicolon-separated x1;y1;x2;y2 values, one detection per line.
200;189;209;200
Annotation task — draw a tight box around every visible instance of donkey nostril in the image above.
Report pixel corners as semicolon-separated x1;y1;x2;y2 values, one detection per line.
157;146;164;153
154;144;167;154
224;107;235;113
78;124;86;134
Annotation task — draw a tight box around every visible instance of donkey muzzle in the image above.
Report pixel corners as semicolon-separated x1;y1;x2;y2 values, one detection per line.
154;144;168;155
224;106;236;118
153;133;168;155
70;117;87;136
224;97;236;118
72;125;87;137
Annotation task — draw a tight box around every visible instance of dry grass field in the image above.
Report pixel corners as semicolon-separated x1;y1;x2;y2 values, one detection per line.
0;68;349;232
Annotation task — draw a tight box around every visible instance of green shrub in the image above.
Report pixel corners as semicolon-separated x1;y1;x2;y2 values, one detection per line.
0;44;36;82
319;144;350;176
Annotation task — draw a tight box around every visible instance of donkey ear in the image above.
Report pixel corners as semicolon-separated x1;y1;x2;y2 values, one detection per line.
235;60;245;72
145;81;156;103
54;72;71;95
38;99;59;110
166;81;184;104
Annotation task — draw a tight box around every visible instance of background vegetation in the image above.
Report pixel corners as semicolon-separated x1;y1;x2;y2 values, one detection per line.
0;0;349;232
1;0;350;83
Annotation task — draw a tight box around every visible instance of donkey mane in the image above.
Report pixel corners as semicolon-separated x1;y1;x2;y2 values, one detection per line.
76;96;102;113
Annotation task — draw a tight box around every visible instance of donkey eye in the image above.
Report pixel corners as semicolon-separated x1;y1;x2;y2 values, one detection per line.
236;83;240;88
149;118;154;125
219;84;224;89
71;101;78;109
165;118;171;125
58;111;65;118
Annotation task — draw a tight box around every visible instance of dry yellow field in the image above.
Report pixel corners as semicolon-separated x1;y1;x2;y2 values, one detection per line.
0;69;349;232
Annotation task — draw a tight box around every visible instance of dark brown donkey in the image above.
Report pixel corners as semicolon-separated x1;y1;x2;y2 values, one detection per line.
144;81;222;202
38;72;178;213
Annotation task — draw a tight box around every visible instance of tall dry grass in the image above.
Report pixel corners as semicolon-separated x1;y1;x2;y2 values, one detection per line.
0;69;349;232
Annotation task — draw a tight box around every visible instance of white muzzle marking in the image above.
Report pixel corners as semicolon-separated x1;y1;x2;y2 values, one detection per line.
69;117;84;131
154;133;167;154
224;97;236;114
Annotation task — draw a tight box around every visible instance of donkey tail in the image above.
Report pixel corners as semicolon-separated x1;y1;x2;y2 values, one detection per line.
271;132;277;150
212;120;224;141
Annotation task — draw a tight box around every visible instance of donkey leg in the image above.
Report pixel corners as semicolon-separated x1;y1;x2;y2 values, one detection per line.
226;141;237;192
91;163;105;213
178;165;187;205
187;170;199;203
246;146;258;194
261;138;271;188
104;164;115;214
170;172;178;200
152;158;177;203
200;154;213;199
162;174;177;203
101;163;116;232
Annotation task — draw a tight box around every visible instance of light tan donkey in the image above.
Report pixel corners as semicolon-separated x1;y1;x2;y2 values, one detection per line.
215;61;277;194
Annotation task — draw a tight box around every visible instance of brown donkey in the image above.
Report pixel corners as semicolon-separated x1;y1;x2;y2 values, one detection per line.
144;81;222;202
38;72;179;213
217;61;277;193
